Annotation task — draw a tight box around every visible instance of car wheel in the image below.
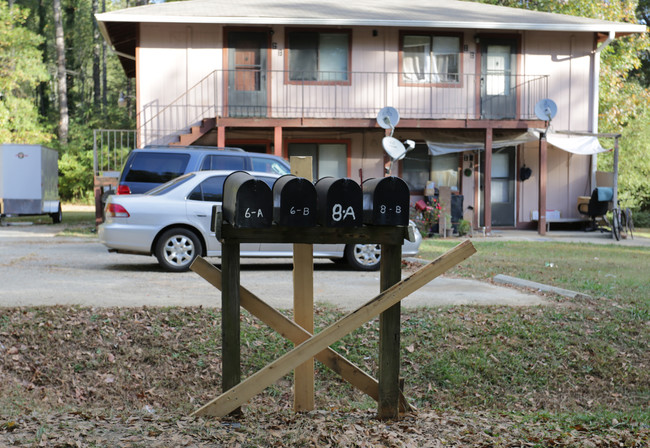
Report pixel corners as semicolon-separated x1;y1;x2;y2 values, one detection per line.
155;228;202;272
51;204;63;224
345;243;381;271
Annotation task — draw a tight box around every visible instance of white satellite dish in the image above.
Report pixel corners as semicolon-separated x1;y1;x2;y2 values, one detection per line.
376;107;400;130
534;99;558;122
382;136;407;161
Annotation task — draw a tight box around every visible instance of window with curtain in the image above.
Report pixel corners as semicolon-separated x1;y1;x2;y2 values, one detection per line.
288;31;349;82
430;153;459;190
402;145;460;192
402;34;460;84
288;143;347;178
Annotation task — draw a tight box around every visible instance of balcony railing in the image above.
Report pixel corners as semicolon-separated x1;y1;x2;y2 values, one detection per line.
140;70;548;146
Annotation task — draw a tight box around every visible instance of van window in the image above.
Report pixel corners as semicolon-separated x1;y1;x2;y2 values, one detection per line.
251;156;290;175
124;152;190;183
148;173;195;196
201;155;246;171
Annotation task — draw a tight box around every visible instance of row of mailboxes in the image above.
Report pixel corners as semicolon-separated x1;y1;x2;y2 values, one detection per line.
222;171;410;229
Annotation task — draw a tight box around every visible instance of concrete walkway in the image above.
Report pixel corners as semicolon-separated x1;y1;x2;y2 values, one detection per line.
474;229;650;246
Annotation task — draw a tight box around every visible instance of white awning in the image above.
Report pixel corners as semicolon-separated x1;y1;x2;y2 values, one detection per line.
426;131;535;156
534;130;611;155
426;130;611;156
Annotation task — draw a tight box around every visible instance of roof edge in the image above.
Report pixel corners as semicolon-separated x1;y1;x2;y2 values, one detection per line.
94;14;647;34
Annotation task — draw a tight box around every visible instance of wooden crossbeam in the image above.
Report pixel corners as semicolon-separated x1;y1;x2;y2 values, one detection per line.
190;257;413;413
191;240;476;417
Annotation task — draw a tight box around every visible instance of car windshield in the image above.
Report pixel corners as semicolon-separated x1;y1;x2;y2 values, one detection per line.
146;173;196;196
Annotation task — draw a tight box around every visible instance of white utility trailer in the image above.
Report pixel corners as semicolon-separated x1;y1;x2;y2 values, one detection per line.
0;144;61;223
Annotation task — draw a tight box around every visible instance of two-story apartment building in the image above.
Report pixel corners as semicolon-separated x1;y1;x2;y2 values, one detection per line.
96;0;644;232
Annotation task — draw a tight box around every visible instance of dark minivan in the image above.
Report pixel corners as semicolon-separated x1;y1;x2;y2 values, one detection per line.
117;146;291;195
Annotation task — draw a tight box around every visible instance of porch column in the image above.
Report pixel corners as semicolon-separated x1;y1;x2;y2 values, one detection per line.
217;126;226;148
538;135;548;235
274;126;283;157
484;128;493;234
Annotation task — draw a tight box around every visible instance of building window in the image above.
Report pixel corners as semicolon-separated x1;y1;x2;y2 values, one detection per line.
402;145;460;192
402;146;430;192
288;143;348;178
402;34;460;84
288;31;349;82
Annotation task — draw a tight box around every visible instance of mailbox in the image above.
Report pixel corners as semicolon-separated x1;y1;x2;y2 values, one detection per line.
222;171;272;228
272;175;317;227
314;177;363;227
362;177;410;226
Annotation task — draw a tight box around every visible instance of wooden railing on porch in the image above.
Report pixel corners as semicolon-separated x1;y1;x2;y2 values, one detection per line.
139;70;549;147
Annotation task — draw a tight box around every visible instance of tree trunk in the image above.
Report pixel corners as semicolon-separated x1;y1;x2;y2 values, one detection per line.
101;0;107;109
37;0;49;117
53;0;68;144
92;0;101;110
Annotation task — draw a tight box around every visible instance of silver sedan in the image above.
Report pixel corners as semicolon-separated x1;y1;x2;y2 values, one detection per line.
99;171;422;272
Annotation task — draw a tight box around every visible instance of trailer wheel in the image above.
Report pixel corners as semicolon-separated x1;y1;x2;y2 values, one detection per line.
51;204;63;224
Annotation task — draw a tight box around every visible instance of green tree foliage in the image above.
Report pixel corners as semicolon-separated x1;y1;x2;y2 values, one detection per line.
598;112;650;216
478;0;650;214
10;0;135;202
0;2;53;143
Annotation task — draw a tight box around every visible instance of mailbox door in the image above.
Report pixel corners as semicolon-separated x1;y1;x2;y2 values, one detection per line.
316;178;363;227
273;176;317;227
186;175;260;253
362;177;410;226
223;172;273;228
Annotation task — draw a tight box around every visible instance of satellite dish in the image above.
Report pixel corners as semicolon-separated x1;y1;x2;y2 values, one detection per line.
382;136;407;161
377;107;400;130
535;99;557;122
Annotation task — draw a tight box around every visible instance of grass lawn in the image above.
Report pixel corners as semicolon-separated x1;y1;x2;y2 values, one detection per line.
0;228;648;445
2;206;96;235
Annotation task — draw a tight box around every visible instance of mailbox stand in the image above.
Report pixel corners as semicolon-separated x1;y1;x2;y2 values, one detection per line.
218;223;405;418
190;173;472;420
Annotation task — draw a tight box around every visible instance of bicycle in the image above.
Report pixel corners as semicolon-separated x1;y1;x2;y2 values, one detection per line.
610;203;634;241
623;207;634;239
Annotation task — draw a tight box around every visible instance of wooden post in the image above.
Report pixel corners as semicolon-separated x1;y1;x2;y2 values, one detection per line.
274;126;283;157
190;257;413;413
217;125;226;148
484;128;493;234
291;156;314;412
538;135;547;236
94;184;103;227
221;240;241;415
191;240;476;418
612;137;619;208
378;243;402;419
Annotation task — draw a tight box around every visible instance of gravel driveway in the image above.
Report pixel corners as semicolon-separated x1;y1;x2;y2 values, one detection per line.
0;222;547;310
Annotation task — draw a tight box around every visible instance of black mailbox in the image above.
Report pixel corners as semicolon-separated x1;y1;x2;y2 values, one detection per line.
362;177;410;226
314;177;363;227
222;171;272;228
272;175;317;227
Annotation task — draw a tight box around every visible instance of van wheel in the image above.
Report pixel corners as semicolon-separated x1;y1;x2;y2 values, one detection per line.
155;228;202;272
51;204;63;224
345;243;381;271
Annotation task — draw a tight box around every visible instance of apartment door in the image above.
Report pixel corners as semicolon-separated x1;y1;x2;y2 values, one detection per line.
227;31;268;117
480;39;517;119
479;147;516;227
